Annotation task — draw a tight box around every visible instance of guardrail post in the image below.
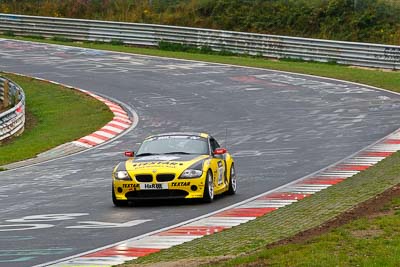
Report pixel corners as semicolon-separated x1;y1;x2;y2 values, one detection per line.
14;89;20;106
3;80;9;109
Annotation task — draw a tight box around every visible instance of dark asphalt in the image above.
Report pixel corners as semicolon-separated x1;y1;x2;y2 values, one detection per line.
1;39;400;266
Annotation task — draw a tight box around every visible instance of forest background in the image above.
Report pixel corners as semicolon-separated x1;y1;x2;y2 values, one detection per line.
0;0;399;45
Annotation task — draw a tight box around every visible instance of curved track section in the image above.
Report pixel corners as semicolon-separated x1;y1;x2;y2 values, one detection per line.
1;39;400;266
1;76;134;170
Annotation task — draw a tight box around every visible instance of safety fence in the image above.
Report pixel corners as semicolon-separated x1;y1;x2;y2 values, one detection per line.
0;13;399;70
0;76;25;142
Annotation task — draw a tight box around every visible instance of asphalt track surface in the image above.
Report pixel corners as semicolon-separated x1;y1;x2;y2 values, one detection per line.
1;39;400;266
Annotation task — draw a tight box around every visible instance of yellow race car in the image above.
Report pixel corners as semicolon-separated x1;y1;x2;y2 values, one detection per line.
112;132;237;206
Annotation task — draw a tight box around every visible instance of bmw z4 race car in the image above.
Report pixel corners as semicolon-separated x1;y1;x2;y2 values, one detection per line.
112;132;237;206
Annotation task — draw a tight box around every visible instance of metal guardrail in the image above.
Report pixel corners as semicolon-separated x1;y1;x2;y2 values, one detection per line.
0;76;25;142
0;13;399;70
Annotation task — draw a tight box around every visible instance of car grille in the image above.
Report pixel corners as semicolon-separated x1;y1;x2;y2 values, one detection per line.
125;190;188;199
156;174;175;182
135;174;153;182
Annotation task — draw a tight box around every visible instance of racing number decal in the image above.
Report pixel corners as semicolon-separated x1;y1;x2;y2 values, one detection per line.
217;161;225;185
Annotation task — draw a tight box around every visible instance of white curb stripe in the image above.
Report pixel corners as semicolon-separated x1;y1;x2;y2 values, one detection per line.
80;135;106;144
94;131;116;139
110;120;130;128
187;218;252;227
368;144;400;152
283;185;331;193
105;103;121;109
102;125;124;133
341;161;375;166
289;184;333;189
388;133;400;139
110;109;127;116
240;202;293;208
120;236;201;249
113;116;131;123
126;236;200;244
72;141;93;148
320;171;359;176
352;157;386;161
53;256;135;266
114;113;130;119
110;107;126;112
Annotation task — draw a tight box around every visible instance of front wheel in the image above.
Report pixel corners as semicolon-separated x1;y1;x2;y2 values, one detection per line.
202;170;214;203
112;185;128;207
227;164;237;195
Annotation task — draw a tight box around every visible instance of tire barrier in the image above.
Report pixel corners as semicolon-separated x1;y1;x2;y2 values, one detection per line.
0;76;25;142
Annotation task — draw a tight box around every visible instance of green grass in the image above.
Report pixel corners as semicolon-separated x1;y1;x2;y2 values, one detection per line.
0;73;113;166
1;34;400;266
214;193;400;266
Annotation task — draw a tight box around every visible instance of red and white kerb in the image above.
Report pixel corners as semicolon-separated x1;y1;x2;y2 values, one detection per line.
20;76;132;149
72;89;131;148
52;129;400;266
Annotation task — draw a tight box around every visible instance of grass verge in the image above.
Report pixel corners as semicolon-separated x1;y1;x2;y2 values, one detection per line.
211;185;400;266
1;35;400;265
0;73;113;166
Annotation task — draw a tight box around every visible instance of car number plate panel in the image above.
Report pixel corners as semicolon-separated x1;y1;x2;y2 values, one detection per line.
140;183;168;190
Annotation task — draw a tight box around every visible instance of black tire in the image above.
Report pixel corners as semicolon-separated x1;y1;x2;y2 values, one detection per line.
112;185;128;207
227;164;237;195
202;170;214;203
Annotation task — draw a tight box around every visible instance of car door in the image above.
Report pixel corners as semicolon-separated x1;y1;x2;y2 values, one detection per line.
209;137;226;191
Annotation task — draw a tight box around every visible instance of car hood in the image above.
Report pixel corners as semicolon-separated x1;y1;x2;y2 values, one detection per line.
125;154;209;173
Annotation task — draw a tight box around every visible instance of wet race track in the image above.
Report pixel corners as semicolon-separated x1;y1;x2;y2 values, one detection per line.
1;39;400;266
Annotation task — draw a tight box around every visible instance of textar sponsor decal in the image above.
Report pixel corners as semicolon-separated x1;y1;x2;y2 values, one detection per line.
171;182;190;186
131;161;184;169
122;184;139;188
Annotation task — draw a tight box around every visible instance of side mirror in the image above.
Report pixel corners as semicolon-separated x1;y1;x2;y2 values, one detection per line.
124;151;134;157
213;148;227;155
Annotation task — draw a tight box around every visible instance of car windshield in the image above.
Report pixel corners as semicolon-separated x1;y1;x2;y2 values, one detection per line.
136;135;209;156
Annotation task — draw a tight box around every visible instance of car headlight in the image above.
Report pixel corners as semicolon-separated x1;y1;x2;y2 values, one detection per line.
113;163;132;181
180;169;203;178
179;160;204;178
114;171;130;180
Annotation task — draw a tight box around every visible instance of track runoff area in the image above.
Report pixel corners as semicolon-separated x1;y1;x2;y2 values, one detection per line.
1;39;400;266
